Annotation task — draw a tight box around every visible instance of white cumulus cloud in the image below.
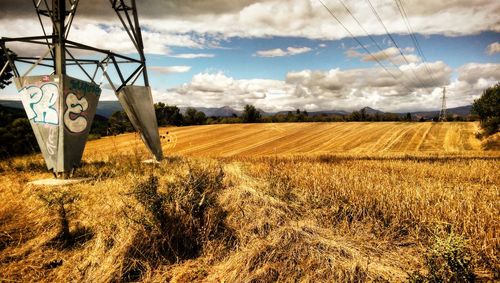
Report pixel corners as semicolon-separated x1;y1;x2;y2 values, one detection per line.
153;61;462;113
346;47;421;64
486;42;500;55
169;53;216;59
255;46;312;57
149;66;192;74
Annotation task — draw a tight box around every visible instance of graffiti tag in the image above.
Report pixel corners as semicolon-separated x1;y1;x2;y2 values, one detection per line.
46;126;58;156
20;83;59;125
64;93;89;133
69;79;100;96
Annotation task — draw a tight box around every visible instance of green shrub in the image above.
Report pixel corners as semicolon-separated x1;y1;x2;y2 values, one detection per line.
408;233;476;282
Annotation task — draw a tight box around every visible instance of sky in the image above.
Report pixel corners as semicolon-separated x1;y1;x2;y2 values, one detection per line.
0;0;499;112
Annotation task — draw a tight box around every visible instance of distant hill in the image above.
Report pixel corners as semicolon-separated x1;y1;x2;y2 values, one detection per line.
0;100;23;110
361;107;384;115
409;105;473;119
93;101;124;117
275;110;349;116
357;105;473;119
179;106;242;117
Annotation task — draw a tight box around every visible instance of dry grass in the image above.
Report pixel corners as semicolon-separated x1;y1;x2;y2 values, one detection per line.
1;122;499;282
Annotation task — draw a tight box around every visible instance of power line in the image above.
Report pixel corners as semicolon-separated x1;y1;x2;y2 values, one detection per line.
317;0;413;93
337;0;424;88
364;0;427;88
394;0;440;86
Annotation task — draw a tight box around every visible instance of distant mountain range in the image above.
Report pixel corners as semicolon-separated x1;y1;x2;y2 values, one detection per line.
358;105;473;119
275;109;350;116
408;105;472;119
361;107;385;115
0;99;473;119
179;106;242;117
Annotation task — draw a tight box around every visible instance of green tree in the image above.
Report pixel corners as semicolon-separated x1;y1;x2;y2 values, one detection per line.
349;111;361;121
0;48;15;89
184;107;198;125
89;115;109;139
406;112;412;121
108;111;134;135
242;104;261;123
360;108;367;121
472;83;499;135
155;103;183;126
0;118;38;157
194;111;207;125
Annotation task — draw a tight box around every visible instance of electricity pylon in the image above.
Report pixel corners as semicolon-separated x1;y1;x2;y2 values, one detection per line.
439;87;447;122
0;0;163;177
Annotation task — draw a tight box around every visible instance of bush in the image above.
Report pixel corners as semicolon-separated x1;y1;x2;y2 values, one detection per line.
408;233;475;282
122;163;234;280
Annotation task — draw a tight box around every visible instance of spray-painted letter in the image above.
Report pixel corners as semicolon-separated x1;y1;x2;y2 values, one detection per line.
64;93;88;133
20;83;59;125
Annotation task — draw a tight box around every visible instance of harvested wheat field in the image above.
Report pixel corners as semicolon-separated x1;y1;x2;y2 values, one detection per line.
85;122;485;157
1;122;499;282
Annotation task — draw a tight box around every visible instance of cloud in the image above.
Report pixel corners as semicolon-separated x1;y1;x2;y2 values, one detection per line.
255;48;288;57
456;63;500;84
169;53;216;59
153;61;457;113
287;61;450;92
255;46;312;57
486;42;500;55
2;60;496;113
2;0;498;46
443;63;500;106
0;0;264;19
149;66;191;74
346;47;420;64
174;72;283;97
153;71;288;109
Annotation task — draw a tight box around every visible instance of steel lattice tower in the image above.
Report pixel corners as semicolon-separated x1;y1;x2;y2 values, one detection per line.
439;87;447;122
0;0;163;176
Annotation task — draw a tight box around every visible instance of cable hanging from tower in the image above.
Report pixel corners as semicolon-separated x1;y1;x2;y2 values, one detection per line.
317;0;414;93
394;0;440;86
337;0;426;88
364;0;428;88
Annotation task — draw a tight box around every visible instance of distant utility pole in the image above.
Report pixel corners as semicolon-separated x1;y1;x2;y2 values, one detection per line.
439;87;447;122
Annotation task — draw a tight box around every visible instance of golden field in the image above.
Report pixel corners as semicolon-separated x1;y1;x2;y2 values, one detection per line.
1;122;499;282
85;122;485;157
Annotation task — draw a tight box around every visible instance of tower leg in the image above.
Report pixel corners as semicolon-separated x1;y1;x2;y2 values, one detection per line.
116;85;163;161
